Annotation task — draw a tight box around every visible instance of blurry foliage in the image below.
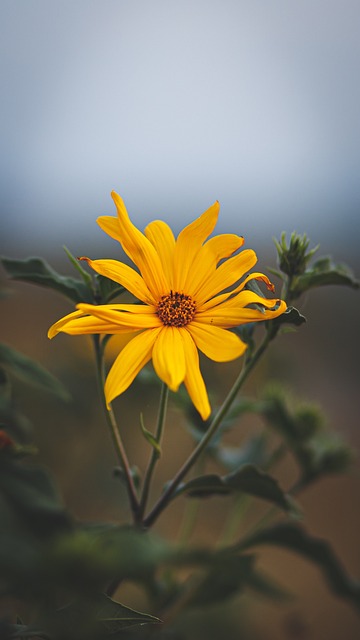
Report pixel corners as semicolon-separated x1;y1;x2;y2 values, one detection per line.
0;234;359;639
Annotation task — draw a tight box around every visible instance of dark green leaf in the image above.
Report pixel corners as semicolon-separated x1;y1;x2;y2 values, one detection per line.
0;455;72;536
239;522;360;611
95;274;126;303
45;594;161;640
140;414;161;455
213;435;268;472
0;343;70;400
245;569;293;602
1;256;93;303
291;257;359;297
271;306;306;327
177;464;295;513
189;555;255;606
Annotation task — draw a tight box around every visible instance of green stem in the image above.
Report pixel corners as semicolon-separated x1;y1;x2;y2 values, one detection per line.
138;383;169;520
93;336;140;523
143;327;277;528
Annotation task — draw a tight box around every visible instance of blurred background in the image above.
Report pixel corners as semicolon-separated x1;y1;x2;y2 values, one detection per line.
1;1;360;638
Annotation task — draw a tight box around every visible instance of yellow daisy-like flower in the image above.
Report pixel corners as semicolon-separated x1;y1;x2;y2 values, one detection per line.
48;192;287;420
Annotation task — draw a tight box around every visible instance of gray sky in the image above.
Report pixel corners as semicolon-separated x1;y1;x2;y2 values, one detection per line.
1;0;360;258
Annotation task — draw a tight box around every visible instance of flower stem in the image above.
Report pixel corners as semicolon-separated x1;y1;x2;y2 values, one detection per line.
93;336;140;523
138;382;169;520
143;326;277;528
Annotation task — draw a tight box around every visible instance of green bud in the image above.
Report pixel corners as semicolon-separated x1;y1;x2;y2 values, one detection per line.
274;232;319;278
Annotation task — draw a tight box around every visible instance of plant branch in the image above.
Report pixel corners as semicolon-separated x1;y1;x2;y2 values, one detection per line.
93;336;140;523
138;382;169;520
143;325;278;528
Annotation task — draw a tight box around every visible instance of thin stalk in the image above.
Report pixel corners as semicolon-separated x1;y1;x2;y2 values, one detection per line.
144;327;277;528
177;456;206;546
139;383;169;520
93;336;140;523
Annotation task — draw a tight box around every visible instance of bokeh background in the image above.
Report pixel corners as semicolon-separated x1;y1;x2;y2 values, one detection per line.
1;1;360;638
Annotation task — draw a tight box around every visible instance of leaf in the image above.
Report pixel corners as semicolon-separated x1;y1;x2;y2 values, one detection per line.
140;414;161;455
95;274;126;303
0;454;72;537
45;594;161;640
189;555;256;607
0;343;70;401
246;568;293;602
239;522;360;611
213;434;268;472
1;256;93;303
292;257;359;297
271;306;306;327
94;594;161;631
176;464;295;513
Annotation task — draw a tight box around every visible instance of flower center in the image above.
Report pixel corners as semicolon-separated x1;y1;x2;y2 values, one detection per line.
157;291;196;327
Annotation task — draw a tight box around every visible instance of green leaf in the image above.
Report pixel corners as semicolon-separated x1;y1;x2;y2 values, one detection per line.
291;256;359;297
239;522;360;611
259;387;352;483
140;414;161;455
0;454;72;537
189;555;256;606
95;274;126;303
213;434;268;472
271;306;306;327
246;569;293;602
1;256;93;303
45;594;161;640
0;343;70;400
177;464;295;513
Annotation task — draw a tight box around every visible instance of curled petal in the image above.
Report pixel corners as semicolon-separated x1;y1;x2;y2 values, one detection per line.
197;295;287;327
196;249;258;305
199;272;277;311
48;309;85;338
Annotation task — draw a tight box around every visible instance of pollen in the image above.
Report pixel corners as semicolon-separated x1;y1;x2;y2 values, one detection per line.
157;291;196;327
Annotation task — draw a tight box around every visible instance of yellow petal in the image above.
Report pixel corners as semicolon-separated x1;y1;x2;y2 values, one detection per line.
144;220;176;287
48;309;85;339
105;328;161;406
80;257;155;304
187;322;247;362
95;215;122;243
199;272;276;311
50;312;140;336
182;329;211;421
195;249;258;305
77;303;162;329
152;327;186;391
173;201;220;290
197;295;287;327
205;233;244;263
98;192;169;299
180;243;218;297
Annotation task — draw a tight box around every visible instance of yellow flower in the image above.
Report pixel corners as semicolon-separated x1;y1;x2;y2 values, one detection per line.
49;192;286;420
